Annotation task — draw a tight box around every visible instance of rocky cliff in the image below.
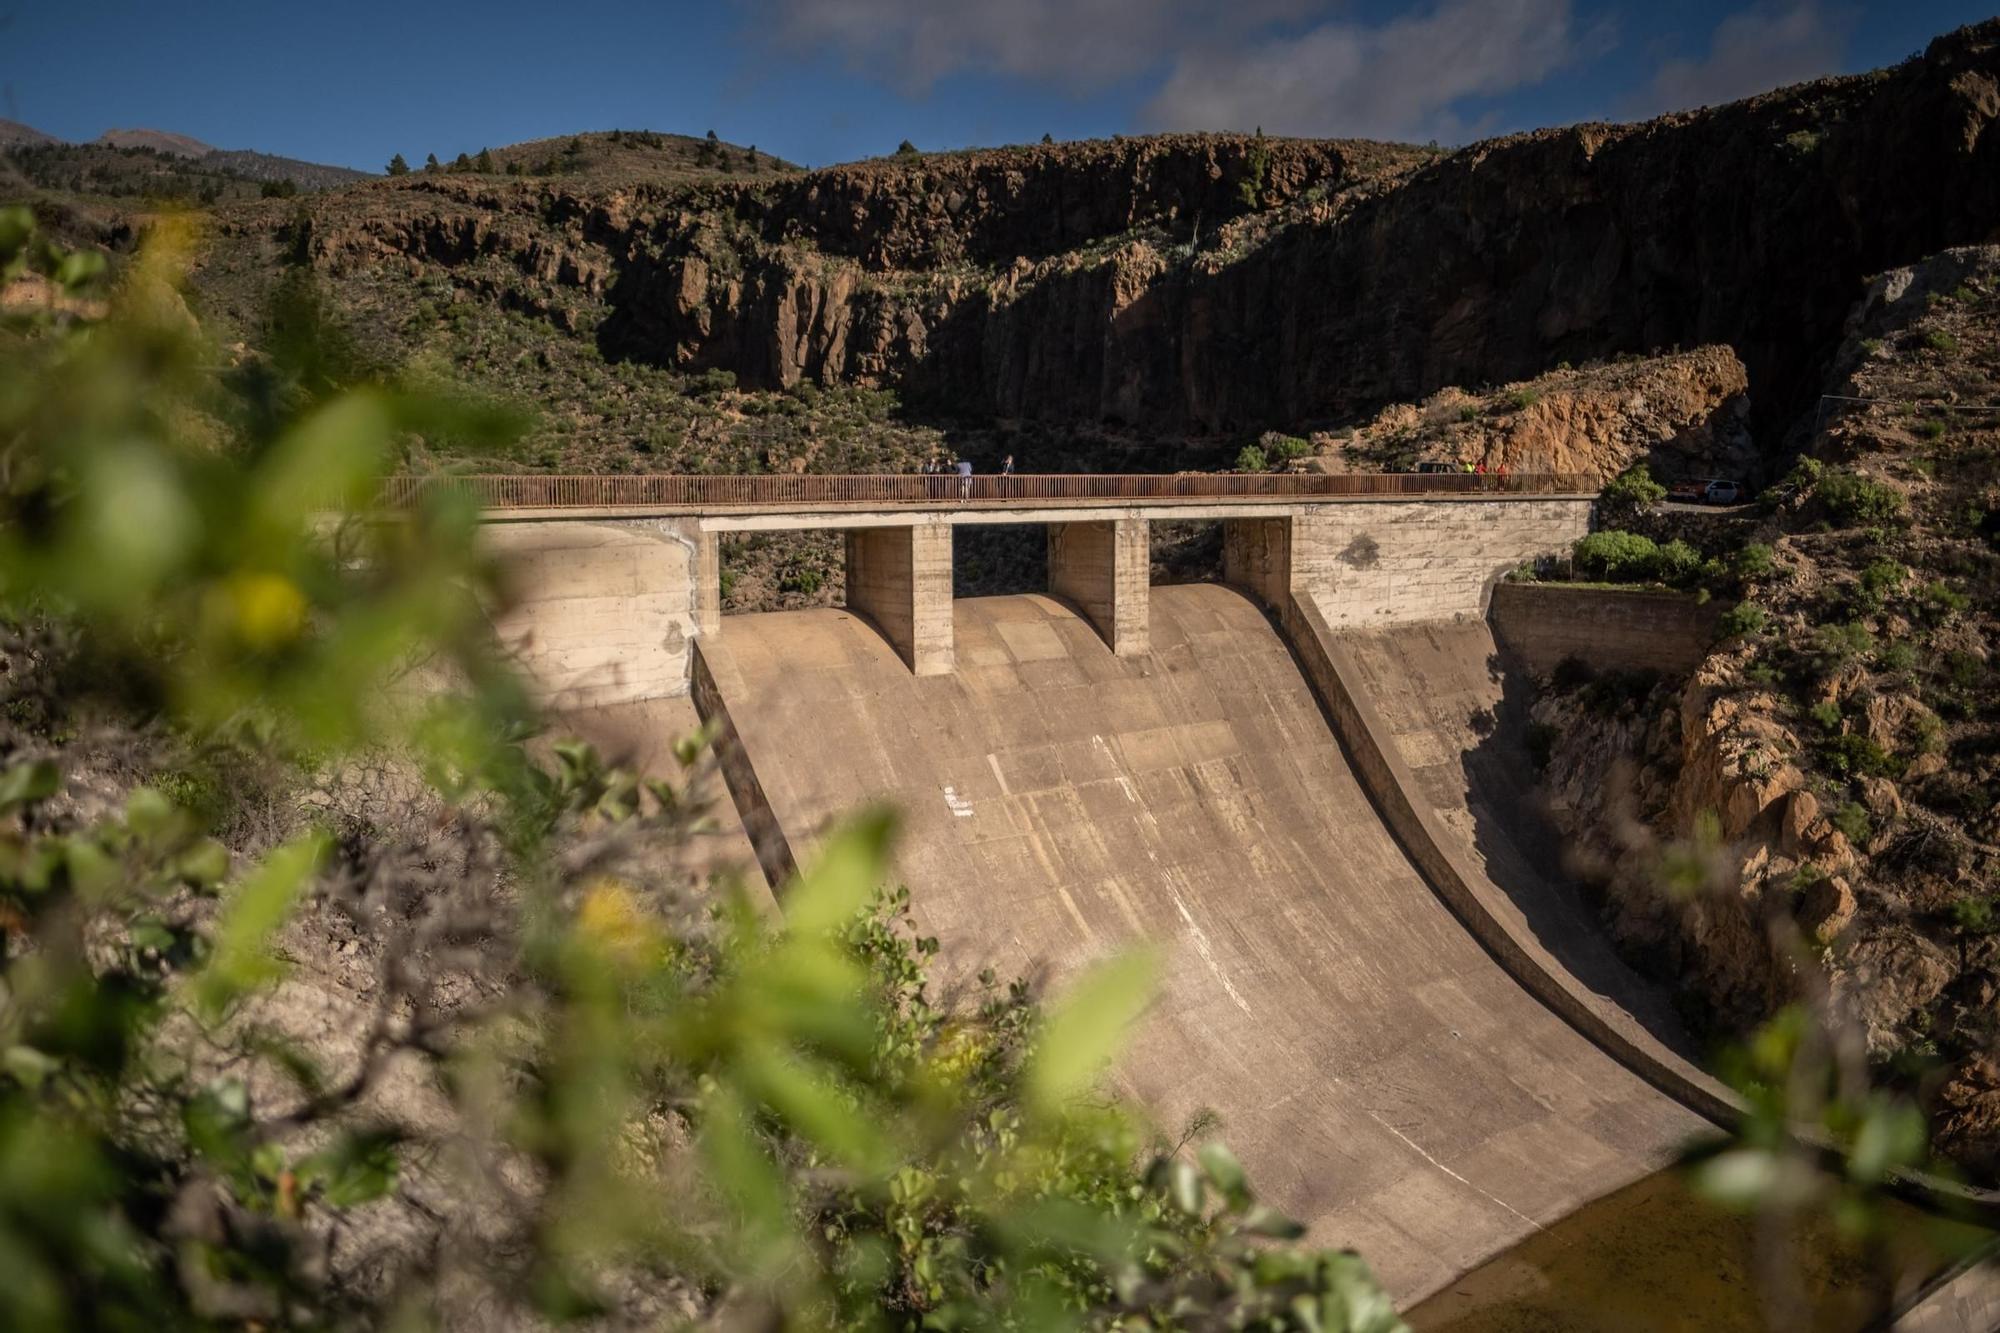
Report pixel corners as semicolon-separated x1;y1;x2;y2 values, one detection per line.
1310;345;1756;481
199;19;2000;461
1533;246;2000;1178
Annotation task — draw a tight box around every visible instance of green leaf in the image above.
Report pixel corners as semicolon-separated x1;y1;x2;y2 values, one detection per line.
1026;950;1156;1113
1166;1157;1203;1215
123;786;178;840
1199;1141;1250;1205
53;249;106;293
1848;1097;1926;1183
191;833;326;1018
3;1044;59;1088
1239;1203;1307;1239
175;837;232;887
184;1077;253;1164
299;1130;402;1207
0;759;58;813
0;205;33;265
783;809;895;935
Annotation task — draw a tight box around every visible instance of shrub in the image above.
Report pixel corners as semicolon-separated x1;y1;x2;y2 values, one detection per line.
1719;601;1767;638
1259;431;1313;462
1809;700;1843;732
1811;619;1875;672
1457;404;1480;422
1944;649;1986;690
1856;557;1905;611
1817;469;1907;526
1601;464;1667;508
1734;542;1776;580
1506;387;1541;411
1918;419;1947;441
1654;539;1703;585
1877;640;1918;673
1923;328;1960;355
1831;801;1873;845
693;367;738;396
1234;443;1269;472
1952;896;1999;935
1571;529;1660;582
1916;580;1970;623
1822;732;1898;778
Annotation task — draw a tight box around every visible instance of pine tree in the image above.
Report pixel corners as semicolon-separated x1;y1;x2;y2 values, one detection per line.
1040;132;1054;145
896;139;918;156
451;151;471;172
424;153;440;173
744;145;758;170
476;148;495;173
387;153;409;176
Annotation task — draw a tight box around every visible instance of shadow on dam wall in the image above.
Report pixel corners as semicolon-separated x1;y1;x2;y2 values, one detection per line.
691;582;1715;1303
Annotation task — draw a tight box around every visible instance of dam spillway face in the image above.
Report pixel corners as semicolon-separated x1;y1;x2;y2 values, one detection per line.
699;584;1707;1303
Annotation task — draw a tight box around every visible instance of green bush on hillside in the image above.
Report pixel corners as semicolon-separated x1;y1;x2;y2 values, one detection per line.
1235;443;1269;472
1601;464;1666;508
1719;601;1767;638
1817;468;1907;526
1571;530;1662;581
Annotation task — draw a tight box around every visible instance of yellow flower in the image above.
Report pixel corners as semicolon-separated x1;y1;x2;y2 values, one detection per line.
576;880;661;966
225;572;308;650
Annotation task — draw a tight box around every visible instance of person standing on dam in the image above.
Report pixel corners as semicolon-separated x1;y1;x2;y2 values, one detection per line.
956;456;973;499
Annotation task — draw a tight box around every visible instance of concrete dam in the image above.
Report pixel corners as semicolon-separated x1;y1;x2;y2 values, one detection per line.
465;475;1742;1304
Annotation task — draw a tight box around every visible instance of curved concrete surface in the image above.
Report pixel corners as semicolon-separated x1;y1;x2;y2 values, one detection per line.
1329;619;1731;1107
706;585;1707;1302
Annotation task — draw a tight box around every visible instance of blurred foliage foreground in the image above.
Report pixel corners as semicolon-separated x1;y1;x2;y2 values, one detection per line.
3;211;1991;1332
0;214;1413;1329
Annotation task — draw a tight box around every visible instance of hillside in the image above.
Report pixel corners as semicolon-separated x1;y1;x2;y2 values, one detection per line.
1532;245;2000;1178
147;21;1999;490
0;122;371;212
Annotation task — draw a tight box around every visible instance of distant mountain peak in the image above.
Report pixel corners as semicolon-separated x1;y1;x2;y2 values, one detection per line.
96;128;213;158
0;118;60;148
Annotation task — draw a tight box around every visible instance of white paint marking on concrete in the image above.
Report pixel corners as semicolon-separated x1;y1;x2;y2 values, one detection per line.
942;785;975;818
1168;885;1253;1016
1364;1108;1546;1233
985;752;1012;796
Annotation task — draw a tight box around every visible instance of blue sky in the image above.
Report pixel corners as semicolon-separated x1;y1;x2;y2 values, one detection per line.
2;2;1991;171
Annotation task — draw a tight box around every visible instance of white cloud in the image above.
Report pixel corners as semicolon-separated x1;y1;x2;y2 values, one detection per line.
1138;0;1589;142
1628;1;1855;119
746;0;1323;95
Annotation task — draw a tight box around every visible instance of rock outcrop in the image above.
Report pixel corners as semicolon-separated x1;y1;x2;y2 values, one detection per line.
1310;346;1756;482
1530;245;2000;1179
215;20;2000;452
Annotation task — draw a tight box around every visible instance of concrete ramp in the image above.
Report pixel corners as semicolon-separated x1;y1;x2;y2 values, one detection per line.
1332;619;1703;1070
707;585;1706;1301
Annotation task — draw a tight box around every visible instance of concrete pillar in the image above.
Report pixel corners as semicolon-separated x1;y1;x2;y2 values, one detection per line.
1222;516;1295;610
480;517;703;707
1047;517;1149;656
694;526;722;636
844;523;954;675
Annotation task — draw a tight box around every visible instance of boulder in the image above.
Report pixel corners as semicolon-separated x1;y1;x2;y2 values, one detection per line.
1858;775;1905;821
1799;875;1858;945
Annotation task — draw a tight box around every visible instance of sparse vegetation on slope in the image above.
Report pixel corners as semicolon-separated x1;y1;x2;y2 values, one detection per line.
1533;246;2000;1180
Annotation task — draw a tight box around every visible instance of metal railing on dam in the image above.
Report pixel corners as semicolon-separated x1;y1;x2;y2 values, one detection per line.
378;471;1596;512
